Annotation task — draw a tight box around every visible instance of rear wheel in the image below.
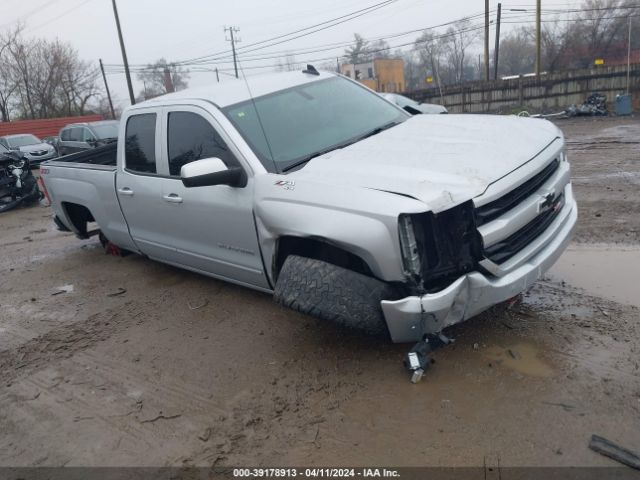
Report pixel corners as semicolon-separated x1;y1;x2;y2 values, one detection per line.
274;255;399;337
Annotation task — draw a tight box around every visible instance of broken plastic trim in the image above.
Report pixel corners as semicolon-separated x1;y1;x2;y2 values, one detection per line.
398;214;421;277
408;201;483;291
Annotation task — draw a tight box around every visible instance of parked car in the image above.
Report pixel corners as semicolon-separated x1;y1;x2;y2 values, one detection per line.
41;70;576;350
43;136;60;152
58;120;119;156
0;134;58;166
381;93;448;114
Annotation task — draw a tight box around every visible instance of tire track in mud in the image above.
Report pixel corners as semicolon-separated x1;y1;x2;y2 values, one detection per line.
185;358;365;466
0;300;151;386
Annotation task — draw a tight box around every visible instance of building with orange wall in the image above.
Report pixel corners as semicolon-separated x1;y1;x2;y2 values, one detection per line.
340;58;405;93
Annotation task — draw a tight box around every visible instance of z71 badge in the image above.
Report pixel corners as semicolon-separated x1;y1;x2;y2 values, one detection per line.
274;180;295;190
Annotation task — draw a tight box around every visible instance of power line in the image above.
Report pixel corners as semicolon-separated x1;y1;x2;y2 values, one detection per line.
103;4;640;78
105;22;490;75
25;0;96;33
0;0;63;28
105;10;492;70
109;3;636;72
170;0;400;67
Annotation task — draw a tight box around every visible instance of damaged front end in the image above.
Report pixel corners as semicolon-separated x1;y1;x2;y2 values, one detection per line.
387;201;483;343
400;201;482;293
382;174;577;344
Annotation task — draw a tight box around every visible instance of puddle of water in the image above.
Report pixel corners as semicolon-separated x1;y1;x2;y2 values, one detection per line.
483;343;553;377
548;245;640;307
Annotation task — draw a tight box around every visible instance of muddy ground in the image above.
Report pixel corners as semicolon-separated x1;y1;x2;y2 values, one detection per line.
0;116;639;469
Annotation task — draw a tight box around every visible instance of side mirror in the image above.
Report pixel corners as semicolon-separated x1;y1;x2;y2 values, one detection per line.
180;157;246;188
403;105;422;115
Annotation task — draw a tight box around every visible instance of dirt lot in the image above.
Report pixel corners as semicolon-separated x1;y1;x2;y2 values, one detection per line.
0;116;639;469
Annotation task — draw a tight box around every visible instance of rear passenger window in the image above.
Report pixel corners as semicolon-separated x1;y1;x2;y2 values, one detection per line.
125;114;157;174
167;111;235;177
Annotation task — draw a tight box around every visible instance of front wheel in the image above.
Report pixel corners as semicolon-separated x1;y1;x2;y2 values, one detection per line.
274;255;399;337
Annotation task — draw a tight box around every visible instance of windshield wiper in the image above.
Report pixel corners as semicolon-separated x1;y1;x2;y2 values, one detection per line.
280;121;400;173
352;121;399;143
281;146;339;173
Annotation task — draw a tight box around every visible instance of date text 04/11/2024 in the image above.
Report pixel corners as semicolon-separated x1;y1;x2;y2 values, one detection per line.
232;468;401;478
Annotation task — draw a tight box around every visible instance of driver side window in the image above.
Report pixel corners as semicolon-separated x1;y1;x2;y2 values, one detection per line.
167;111;236;177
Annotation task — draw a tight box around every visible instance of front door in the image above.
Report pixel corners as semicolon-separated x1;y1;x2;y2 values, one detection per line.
155;106;268;289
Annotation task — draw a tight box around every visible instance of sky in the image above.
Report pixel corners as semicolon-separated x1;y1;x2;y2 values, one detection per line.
1;0;556;109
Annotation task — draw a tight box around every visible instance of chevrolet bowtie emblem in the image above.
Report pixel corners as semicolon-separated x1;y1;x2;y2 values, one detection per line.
539;192;556;212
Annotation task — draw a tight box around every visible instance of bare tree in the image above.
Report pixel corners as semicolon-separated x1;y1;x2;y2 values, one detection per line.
344;34;370;64
136;58;189;99
0;26;23;122
3;31;100;120
415;30;446;91
440;19;481;83
368;39;392;58
497;27;536;76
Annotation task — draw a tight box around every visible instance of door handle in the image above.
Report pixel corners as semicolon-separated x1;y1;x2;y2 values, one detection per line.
163;193;183;203
118;187;134;196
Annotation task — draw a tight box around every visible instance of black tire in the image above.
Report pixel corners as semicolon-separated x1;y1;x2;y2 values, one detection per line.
274;255;399;337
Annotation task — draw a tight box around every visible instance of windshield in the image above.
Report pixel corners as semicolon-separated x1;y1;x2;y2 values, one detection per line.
0;143;7;153
223;76;407;173
92;123;119;139
8;135;41;148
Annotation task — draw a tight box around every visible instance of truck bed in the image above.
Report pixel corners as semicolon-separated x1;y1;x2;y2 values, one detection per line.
48;143;117;168
41;141;137;252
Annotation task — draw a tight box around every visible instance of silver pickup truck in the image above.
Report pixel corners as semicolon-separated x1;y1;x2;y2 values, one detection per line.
41;70;577;346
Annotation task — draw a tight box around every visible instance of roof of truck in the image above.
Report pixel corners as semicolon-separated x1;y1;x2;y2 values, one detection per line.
62;120;119;129
137;69;336;109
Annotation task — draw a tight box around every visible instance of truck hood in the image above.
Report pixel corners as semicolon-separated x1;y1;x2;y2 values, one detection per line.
291;114;562;212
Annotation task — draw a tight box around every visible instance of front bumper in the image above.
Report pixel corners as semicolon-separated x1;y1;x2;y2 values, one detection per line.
381;192;577;343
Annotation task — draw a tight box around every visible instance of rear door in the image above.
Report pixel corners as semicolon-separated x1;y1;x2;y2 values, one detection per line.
115;108;171;260
64;127;84;154
155;105;268;289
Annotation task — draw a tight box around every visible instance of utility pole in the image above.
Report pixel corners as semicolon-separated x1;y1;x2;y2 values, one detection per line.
535;0;541;78
336;57;340;73
484;0;490;81
215;68;220;83
111;0;135;105
99;59;116;119
627;17;632;93
163;66;175;93
494;3;502;80
225;26;240;79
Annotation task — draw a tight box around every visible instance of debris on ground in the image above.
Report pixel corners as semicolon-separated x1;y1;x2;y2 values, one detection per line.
566;93;608;117
588;434;640;470
51;284;74;295
542;401;576;412
188;299;209;310
139;413;182;424
518;92;609;119
107;288;127;297
198;427;212;442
